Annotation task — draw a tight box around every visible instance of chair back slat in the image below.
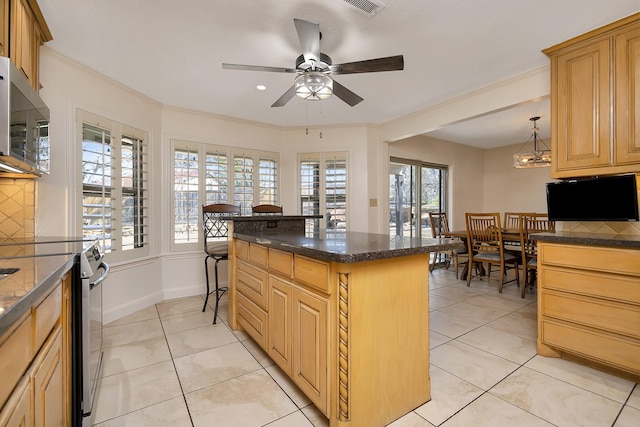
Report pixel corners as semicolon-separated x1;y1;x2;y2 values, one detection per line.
519;213;556;260
504;211;536;231
428;212;450;238
466;213;503;253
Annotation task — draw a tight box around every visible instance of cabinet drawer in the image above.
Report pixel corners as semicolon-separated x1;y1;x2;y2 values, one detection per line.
236;240;249;261
237;260;268;310
249;243;268;268
0;315;32;408
294;255;330;294
541;319;640;375
237;292;267;349
541;290;640;339
269;248;293;278
33;284;62;354
540;266;640;304
540;244;640;276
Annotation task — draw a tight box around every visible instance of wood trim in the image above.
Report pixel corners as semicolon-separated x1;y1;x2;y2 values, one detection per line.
543;12;639;55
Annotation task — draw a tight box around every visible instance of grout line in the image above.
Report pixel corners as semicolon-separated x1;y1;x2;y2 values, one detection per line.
155;303;196;427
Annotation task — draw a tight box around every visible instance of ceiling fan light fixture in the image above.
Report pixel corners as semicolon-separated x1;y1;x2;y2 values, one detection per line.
295;72;333;101
513;116;552;168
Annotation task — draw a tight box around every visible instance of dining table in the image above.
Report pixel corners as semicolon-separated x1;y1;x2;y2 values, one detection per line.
442;229;521;280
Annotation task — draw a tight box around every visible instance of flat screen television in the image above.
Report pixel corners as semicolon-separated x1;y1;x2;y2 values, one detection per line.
546;174;639;221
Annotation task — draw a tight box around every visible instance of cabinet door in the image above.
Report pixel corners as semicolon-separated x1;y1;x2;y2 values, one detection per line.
61;274;72;426
292;286;328;415
33;327;64;427
268;275;292;375
614;24;640;165
553;37;612;172
0;0;7;56
0;376;32;427
10;0;35;83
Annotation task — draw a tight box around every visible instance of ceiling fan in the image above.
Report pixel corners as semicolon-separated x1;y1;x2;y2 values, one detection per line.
222;18;404;107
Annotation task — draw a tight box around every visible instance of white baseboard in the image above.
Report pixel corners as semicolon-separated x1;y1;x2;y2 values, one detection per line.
103;290;164;324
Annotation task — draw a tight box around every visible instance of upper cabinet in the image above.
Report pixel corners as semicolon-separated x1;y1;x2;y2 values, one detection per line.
0;0;51;91
544;13;640;178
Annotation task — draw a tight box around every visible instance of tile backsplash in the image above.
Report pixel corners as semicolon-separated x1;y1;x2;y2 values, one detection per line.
560;220;640;235
0;178;35;239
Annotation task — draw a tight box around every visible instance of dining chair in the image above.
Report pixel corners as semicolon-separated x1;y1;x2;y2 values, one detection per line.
465;212;520;292
202;203;241;324
503;211;535;255
251;204;284;215
428;212;468;279
519;214;555;298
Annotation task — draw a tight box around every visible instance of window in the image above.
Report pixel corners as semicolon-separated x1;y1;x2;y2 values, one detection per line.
389;157;447;238
80;111;149;261
299;152;348;233
174;148;199;245
205;151;228;204
258;154;278;206
233;153;254;215
171;141;279;250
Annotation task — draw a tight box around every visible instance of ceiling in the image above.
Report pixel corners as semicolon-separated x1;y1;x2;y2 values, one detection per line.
38;0;638;149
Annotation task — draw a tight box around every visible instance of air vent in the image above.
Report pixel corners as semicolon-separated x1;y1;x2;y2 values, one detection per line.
342;0;386;16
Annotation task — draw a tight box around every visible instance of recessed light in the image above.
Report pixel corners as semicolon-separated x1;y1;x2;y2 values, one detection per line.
256;85;266;91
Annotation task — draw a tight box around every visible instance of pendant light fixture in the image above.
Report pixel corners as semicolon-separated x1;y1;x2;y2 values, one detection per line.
513;116;551;168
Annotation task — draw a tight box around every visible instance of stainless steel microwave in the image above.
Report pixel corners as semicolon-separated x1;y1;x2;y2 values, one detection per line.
0;57;50;176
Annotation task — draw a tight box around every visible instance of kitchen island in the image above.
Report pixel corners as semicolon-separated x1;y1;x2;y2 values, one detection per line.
227;228;463;427
533;231;640;382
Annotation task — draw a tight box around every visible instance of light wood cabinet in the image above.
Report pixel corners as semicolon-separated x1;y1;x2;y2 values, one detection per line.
544;13;640;178
230;239;431;427
0;376;31;427
5;0;52;91
0;0;8;56
268;274;293;376
537;242;640;379
0;274;71;427
292;285;328;413
33;326;63;427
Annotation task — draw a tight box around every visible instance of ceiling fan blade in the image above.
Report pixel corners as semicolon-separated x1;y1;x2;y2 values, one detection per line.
271;85;296;107
294;19;321;63
331;55;404;74
222;63;297;73
332;80;364;107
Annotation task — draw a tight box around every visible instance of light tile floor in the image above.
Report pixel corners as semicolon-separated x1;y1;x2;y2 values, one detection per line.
92;267;640;427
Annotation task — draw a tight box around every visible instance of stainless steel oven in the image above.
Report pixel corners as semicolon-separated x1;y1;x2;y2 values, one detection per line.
76;240;109;426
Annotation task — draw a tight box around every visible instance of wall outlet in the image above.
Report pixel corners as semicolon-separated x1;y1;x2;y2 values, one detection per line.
369;198;378;207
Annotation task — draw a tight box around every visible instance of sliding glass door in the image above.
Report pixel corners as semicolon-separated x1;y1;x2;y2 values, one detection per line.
389;158;447;238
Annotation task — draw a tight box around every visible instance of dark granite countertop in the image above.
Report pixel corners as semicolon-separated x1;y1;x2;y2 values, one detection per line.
234;230;464;263
0;253;75;336
532;231;640;249
222;215;322;221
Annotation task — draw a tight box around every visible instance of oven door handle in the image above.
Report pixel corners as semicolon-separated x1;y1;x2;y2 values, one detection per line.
89;261;110;290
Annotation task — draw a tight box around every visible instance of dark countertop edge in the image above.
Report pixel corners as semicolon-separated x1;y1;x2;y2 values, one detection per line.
220;215;323;221
0;255;75;337
531;231;640;249
234;233;464;263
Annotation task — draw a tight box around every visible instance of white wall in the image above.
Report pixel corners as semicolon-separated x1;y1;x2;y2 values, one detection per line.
388;135;485;230
483;143;554;215
38;47;165;323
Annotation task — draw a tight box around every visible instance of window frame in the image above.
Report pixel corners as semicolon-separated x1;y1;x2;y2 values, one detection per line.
298;151;349;233
78;110;150;262
170;140;279;252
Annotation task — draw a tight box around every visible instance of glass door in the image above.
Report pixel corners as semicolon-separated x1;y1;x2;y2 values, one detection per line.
389;158;447;238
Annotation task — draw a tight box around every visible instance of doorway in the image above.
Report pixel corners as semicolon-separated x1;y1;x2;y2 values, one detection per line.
389;158;447;238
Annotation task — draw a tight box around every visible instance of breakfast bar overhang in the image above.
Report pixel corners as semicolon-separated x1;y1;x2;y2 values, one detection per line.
224;216;463;427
